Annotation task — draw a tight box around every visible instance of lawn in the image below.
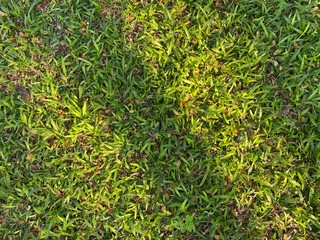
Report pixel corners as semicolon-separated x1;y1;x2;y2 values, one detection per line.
0;0;319;239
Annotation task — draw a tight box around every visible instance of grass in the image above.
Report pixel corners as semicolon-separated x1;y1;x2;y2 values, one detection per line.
0;0;319;239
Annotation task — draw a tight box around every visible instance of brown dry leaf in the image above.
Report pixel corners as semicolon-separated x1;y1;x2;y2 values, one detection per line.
177;5;187;13
104;125;111;133
30;164;39;171
19;32;26;37
79;28;86;35
131;196;140;202
184;20;191;26
141;155;147;161
189;109;197;115
126;14;134;21
310;6;319;13
176;160;181;168
56;23;62;30
32;227;40;235
130;172;139;177
183;94;191;101
37;0;48;12
55;189;62;196
34;37;41;44
16;85;31;102
101;9;109;16
205;189;213;194
224;175;231;185
129;98;137;104
0;10;8;17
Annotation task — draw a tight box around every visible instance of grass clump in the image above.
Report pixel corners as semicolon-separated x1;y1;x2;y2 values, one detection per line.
0;0;319;239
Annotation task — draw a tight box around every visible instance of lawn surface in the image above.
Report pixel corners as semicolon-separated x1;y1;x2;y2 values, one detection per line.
0;0;320;239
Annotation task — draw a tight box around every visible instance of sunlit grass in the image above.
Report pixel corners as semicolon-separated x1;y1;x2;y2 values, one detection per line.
0;0;319;239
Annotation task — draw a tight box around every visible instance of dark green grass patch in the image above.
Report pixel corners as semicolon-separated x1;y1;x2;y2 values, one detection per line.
0;0;319;239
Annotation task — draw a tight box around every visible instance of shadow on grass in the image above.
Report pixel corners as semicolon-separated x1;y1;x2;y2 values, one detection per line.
0;0;319;239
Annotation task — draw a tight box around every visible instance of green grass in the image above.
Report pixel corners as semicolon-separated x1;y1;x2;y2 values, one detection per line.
0;0;320;239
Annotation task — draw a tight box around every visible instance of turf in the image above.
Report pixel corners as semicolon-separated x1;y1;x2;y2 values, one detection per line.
0;0;319;239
